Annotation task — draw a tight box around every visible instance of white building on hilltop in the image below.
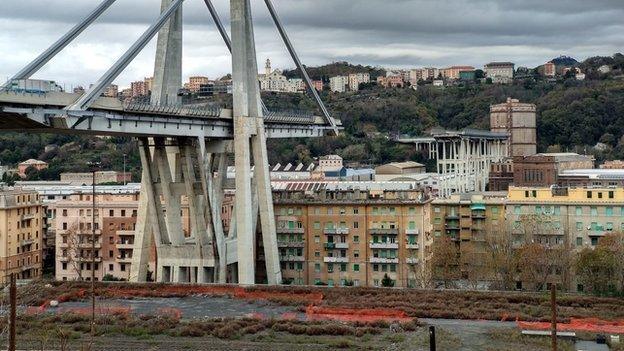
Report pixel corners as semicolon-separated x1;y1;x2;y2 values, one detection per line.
258;59;305;93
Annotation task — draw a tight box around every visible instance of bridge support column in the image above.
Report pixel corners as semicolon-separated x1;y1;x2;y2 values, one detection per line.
231;0;281;285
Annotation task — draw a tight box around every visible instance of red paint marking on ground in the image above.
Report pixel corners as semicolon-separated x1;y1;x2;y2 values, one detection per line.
305;305;412;323
518;318;624;334
156;307;182;320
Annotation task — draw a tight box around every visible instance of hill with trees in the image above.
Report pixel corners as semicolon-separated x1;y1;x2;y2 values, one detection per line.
2;54;624;179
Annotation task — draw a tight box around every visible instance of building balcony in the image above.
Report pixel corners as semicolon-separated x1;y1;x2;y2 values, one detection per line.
324;256;348;263
116;256;132;263
370;257;399;264
20;239;34;246
78;257;102;263
277;227;305;234
117;230;135;236
21;264;36;272
406;258;419;264
336;228;349;235
445;214;459;220
368;228;399;235
445;225;460;230
278;241;305;248
334;242;349;249
59;256;69;262
116;242;134;249
406;243;420;249
369;242;399;249
21;213;36;221
471;214;486;219
405;229;419;235
323;228;336;235
280;255;305;262
78;242;101;249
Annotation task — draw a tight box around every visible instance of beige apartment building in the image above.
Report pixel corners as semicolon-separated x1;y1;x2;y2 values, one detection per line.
0;189;44;283
54;191;194;281
507;186;624;291
431;192;507;278
269;182;433;288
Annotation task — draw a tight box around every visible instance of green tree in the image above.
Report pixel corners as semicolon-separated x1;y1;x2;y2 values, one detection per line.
381;273;395;287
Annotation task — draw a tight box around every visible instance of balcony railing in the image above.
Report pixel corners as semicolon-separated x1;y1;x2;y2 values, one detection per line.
445;214;459;220
334;242;349;249
277;227;305;234
280;255;305;262
21;213;36;221
406;258;419;264
323;257;348;263
323;228;336;235
336;228;349;235
406;243;419;249
405;229;419;235
278;241;305;248
370;257;399;264
20;239;34;246
369;242;399;249
368;228;399;235
78;242;102;249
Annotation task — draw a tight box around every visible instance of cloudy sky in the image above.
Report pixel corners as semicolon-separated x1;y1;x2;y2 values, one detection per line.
1;0;623;89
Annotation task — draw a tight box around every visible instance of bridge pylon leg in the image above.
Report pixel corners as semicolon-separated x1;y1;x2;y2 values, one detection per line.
231;0;281;285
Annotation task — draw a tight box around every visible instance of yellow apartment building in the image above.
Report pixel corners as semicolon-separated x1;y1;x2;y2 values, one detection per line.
269;181;433;288
0;189;44;283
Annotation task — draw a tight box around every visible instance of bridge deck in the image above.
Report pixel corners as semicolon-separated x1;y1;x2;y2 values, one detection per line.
0;91;340;139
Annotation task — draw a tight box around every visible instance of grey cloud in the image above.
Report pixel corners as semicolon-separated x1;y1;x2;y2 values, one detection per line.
0;0;622;87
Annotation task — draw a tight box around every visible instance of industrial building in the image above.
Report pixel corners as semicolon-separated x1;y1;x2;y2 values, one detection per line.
490;98;537;157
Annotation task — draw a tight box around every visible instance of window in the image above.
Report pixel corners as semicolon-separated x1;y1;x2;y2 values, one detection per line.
576;207;582;216
120;264;126;271
373;264;379;272
591;207;598;216
353;208;359;214
62;263;67;270
109;210;114;217
340;263;347;272
62;209;67;216
109;264;114;271
314;263;320;273
314;235;320;243
327;279;334;287
327;264;334;273
314;251;320;257
587;191;592;199
353;264;360;272
591;237;598;246
576;237;583;246
390;264;396;272
373;279;380;287
514;206;521;215
576;222;583;231
354;250;359;258
353;222;359;229
606;207;614;216
353;235;359;243
609;191;614;199
434;207;440;213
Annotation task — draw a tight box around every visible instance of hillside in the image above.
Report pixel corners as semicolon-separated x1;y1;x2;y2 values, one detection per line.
2;55;624;179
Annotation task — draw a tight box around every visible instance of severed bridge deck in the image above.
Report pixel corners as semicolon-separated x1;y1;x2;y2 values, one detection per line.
0;91;341;139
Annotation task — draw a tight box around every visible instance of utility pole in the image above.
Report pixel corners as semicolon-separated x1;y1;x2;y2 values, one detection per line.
8;273;16;351
88;161;100;346
123;153;127;185
551;283;557;351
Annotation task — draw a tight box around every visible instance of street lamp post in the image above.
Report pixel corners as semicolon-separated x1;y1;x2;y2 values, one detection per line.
123;154;127;186
87;161;100;345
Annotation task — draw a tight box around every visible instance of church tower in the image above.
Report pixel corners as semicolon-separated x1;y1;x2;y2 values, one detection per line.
265;58;271;76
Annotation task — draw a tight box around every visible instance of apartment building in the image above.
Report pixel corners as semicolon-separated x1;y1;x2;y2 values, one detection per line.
431;192;506;277
186;76;211;93
507;186;624;248
53;190;194;281
441;66;475;80
513;153;594;187
0;189;44;283
507;186;624;291
484;62;515;83
269;181;433;288
329;76;348;93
